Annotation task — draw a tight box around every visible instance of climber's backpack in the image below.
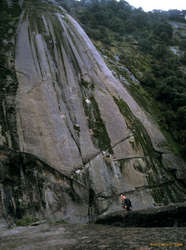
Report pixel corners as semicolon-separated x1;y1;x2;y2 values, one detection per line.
122;198;132;208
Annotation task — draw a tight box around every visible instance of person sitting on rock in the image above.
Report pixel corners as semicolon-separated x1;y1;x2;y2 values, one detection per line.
120;194;132;211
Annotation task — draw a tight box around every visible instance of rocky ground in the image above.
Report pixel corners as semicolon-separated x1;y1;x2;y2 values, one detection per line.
1;221;186;250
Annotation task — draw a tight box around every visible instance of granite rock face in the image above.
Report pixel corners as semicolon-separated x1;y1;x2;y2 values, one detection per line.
0;0;186;226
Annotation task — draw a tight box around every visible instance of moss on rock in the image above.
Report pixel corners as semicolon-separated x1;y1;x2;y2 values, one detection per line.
83;95;112;153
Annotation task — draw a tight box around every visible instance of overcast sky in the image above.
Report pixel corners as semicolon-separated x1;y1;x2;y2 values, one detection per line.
126;0;186;11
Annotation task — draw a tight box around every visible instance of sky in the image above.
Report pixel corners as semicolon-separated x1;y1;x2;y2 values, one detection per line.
125;0;186;12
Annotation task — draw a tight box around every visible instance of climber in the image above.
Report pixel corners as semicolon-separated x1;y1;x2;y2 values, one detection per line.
120;194;132;211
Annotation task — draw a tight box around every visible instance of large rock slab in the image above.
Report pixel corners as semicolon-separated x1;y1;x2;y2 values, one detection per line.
0;0;184;221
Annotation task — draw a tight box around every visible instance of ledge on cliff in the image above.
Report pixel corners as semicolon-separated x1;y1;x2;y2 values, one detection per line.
96;202;186;227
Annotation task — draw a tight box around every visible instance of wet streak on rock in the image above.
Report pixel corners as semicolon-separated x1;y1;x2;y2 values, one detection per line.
82;94;113;154
0;0;20;150
0;149;89;226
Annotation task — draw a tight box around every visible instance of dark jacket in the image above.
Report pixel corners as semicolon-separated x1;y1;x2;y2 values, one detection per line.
122;198;132;209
